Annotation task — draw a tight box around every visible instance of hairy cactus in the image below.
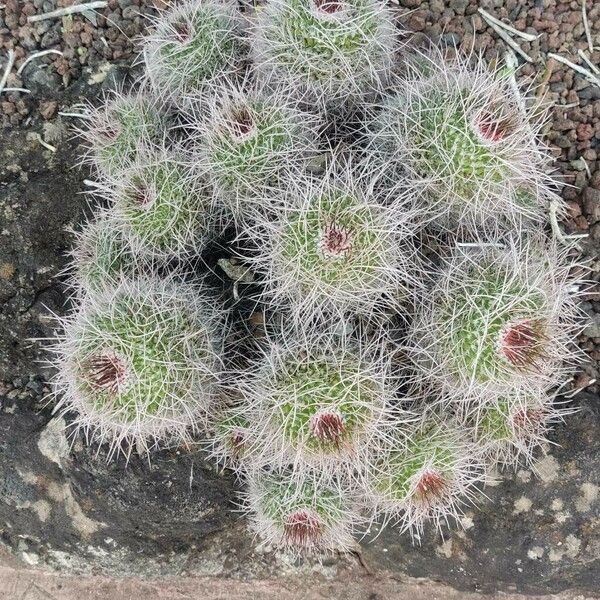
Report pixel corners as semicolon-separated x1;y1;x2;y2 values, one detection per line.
186;81;322;221
251;0;398;107
242;165;418;320
143;0;244;99
244;467;362;553
66;210;140;295
105;146;213;260
366;50;559;231
409;240;585;404
50;7;589;555
225;329;410;482
79;91;164;177
364;413;488;539
50;276;222;459
470;390;572;469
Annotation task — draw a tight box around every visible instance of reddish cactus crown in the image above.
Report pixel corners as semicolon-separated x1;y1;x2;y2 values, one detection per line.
314;0;344;14
499;318;547;370
228;107;256;141
474;102;518;143
309;409;346;444
86;353;128;395
511;407;544;436
318;223;354;259
283;509;323;546
414;469;449;505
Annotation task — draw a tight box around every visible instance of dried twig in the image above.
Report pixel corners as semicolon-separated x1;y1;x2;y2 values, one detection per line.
83;179;104;189
58;111;92;119
0;49;15;96
537;56;555;94
577;49;600;76
478;8;539;42
548;52;600;88
28;1;107;23
549;199;569;246
580;157;592;178
481;13;534;63
549;199;584;250
17;49;64;75
564;378;596;399
35;133;57;153
504;51;529;116
582;0;594;55
2;87;31;94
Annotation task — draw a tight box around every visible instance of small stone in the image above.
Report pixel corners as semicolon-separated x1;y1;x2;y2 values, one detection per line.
576;123;595;141
38;100;58;120
574;215;589;231
37;417;70;468
40;28;61;48
582;187;600;222
1;101;15;115
571;158;588;171
579;86;600;101
584;312;600;339
441;32;462;46
555;135;572;149
566;201;582;219
0;263;16;280
407;12;426;32
451;0;469;14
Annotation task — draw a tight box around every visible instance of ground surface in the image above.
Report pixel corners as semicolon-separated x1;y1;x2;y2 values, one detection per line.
1;557;598;600
1;0;599;597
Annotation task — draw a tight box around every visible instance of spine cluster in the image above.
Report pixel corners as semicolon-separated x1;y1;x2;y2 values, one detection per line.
48;0;588;555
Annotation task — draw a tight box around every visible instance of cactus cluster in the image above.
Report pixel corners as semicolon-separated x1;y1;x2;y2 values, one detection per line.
49;0;587;555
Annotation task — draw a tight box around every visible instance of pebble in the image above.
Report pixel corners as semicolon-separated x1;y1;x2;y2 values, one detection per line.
582;188;600;222
38;100;57;120
1;0;155;126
